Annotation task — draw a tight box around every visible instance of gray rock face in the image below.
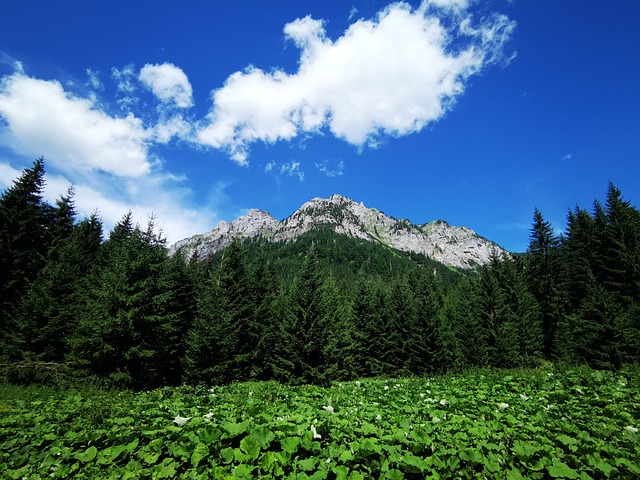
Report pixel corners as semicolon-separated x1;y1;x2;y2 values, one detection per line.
169;194;506;269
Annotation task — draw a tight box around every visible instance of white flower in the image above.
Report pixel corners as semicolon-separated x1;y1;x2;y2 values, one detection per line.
520;394;529;401
203;412;214;420
311;424;322;439
625;426;638;434
420;393;426;398
322;405;335;414
384;385;389;391
173;415;191;426
547;373;554;378
498;403;509;410
326;458;331;464
355;381;361;388
395;384;401;388
432;416;442;424
439;399;449;406
376;414;382;421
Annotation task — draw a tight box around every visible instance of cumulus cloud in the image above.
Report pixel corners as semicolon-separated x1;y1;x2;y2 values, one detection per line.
139;63;194;108
0;73;152;177
197;1;515;163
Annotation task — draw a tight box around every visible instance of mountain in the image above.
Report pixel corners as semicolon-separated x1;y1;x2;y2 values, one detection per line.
169;194;506;269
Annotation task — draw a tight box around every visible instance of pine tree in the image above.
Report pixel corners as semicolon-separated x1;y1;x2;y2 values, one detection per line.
70;216;179;388
527;208;562;358
15;212;103;363
351;278;388;377
280;244;328;384
0;158;53;356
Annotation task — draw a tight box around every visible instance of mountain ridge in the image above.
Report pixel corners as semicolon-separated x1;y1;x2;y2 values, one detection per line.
169;194;506;269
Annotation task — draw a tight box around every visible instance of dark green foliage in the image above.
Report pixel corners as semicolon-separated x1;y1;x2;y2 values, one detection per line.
527;208;563;358
0;159;52;356
70;216;182;388
1;160;638;389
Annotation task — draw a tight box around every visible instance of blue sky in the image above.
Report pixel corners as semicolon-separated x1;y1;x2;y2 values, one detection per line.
0;0;638;252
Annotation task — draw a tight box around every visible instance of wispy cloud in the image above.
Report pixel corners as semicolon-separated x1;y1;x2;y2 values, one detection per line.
111;64;139;110
196;1;515;163
315;159;344;177
560;153;573;161
280;161;304;181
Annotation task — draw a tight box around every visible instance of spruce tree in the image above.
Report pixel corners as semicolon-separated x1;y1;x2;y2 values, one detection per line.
0;158;52;356
527;208;562;358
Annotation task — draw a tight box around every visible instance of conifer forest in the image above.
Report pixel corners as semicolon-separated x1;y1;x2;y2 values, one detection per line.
1;159;638;389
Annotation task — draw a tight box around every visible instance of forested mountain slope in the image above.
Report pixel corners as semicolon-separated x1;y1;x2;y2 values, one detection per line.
170;194;505;270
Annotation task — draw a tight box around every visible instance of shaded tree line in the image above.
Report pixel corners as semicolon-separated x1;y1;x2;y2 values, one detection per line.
1;160;638;388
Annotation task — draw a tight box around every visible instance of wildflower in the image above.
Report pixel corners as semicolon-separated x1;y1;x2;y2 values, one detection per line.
395;384;401;388
311;424;322;439
376;414;382;421
440;399;449;406
498;403;509;410
384;385;389;391
547;373;554;378
203;412;214;420
625;426;638;434
326;458;331;464
520;394;529;401
248;391;253;397
432;416;442;424
355;381;361;388
420;393;426;398
173;415;191;426
323;405;335;414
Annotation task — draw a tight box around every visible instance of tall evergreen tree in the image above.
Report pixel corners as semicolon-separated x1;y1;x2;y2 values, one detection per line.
527;208;562;358
0;158;53;356
70;216;180;388
15;212;103;363
280;244;328;384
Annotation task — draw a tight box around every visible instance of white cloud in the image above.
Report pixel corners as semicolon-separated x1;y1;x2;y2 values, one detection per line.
316;159;344;177
111;64;139;109
0;162;22;190
0;73;152;178
139;63;194;108
1;160;217;244
560;153;573;161
280;161;304;181
154;115;193;144
197;1;515;163
86;68;103;90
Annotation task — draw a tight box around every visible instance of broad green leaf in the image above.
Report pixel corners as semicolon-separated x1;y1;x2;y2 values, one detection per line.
298;457;318;471
190;443;209;467
221;421;250;438
281;436;301;453
251;426;275;448
548;460;580;478
219;447;234;464
339;449;355;462
74;446;97;463
239;435;261;459
333;465;349;480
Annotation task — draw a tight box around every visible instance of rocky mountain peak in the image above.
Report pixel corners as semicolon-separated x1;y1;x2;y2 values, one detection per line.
170;195;506;269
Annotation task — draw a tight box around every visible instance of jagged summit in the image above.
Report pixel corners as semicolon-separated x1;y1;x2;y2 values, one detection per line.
169;194;506;269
